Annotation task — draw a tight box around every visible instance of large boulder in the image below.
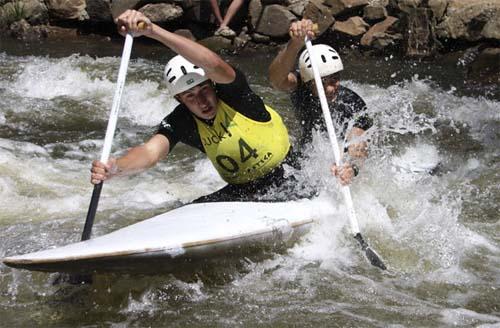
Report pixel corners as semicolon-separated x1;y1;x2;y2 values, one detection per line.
481;10;500;39
363;4;388;22
248;0;263;28
199;35;233;51
403;7;438;57
428;0;448;21
288;0;307;16
255;4;296;37
1;0;49;25
174;28;196;41
361;16;399;46
86;0;112;22
22;0;49;25
8;18;48;39
110;0;140;17
303;0;335;34
436;0;500;41
139;3;183;24
333;16;369;36
396;0;422;13
45;0;88;20
324;0;369;16
109;0;184;17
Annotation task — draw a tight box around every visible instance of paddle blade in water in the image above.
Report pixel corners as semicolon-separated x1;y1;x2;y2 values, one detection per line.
354;233;386;270
365;247;387;270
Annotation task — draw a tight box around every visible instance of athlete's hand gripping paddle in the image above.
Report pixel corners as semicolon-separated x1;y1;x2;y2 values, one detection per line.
304;37;386;270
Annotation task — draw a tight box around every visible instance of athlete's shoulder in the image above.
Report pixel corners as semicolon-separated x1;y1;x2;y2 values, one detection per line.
159;104;195;133
338;85;367;109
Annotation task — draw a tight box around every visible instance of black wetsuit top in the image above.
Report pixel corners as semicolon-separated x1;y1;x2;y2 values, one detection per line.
291;79;373;150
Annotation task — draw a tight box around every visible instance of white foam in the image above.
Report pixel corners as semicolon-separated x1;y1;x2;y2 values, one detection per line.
6;54;177;127
440;308;500;327
392;143;440;173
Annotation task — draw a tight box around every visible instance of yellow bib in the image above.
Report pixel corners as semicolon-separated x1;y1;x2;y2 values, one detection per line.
194;100;290;184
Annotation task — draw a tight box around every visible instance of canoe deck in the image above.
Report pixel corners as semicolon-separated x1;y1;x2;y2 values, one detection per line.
3;200;319;274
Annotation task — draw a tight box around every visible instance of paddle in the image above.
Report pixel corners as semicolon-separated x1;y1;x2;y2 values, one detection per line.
304;38;386;270
53;32;137;285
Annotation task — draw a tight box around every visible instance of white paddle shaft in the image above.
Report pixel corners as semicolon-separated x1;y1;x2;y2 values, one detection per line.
304;39;360;235
100;33;134;163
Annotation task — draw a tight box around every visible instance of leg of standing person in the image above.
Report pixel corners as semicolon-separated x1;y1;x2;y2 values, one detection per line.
214;0;244;37
209;0;224;26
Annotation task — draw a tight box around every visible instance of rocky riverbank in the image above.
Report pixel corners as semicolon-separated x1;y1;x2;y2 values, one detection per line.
1;0;499;85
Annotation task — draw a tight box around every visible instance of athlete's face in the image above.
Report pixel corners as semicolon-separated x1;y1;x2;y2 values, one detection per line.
310;74;340;99
176;81;218;120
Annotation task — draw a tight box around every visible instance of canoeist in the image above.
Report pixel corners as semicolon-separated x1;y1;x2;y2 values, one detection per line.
91;10;298;202
269;19;373;186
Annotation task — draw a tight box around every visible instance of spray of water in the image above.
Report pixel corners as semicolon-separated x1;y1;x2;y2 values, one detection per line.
0;53;499;326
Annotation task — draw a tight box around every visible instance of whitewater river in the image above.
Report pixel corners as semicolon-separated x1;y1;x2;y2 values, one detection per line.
0;37;498;327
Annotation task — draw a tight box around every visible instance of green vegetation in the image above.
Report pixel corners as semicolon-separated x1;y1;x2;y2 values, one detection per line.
0;1;26;26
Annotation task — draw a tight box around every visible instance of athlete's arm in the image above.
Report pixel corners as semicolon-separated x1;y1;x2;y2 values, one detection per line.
115;10;235;84
269;19;316;92
90;134;170;184
331;127;369;186
346;127;369;160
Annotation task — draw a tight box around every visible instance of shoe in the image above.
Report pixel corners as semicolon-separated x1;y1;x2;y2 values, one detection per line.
214;26;236;38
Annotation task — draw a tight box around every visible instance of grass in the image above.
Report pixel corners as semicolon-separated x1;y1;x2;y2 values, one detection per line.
0;0;26;26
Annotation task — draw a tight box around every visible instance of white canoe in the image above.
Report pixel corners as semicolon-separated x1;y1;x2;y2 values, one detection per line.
3;200;318;274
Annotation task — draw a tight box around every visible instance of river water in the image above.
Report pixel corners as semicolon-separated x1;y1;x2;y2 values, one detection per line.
0;37;499;327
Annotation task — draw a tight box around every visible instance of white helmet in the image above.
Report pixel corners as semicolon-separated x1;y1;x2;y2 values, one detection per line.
164;55;208;95
299;44;343;83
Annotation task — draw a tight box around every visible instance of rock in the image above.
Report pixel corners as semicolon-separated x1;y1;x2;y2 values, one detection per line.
482;11;500;39
371;32;403;49
372;0;389;5
403;7;438;57
86;0;112;23
288;0;307;16
199;35;233;52
45;0;88;20
234;31;252;48
361;16;399;46
323;0;369;16
109;0;142;18
139;3;183;24
248;0;263;29
397;0;422;14
8;18;48;40
428;0;447;21
363;4;388;22
251;32;271;43
1;0;48;26
255;4;297;37
303;0;335;34
437;0;500;41
21;0;49;25
110;0;186;18
333;16;369;36
174;29;196;41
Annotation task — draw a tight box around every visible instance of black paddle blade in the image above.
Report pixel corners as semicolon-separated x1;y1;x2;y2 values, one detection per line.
354;233;386;270
365;247;387;270
51;183;103;286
